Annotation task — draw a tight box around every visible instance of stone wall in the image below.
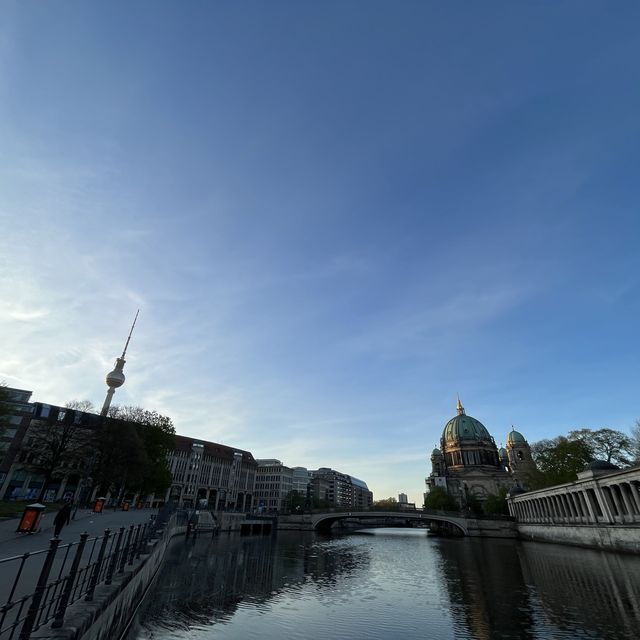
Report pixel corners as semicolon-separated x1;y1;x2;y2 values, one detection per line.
517;523;640;553
466;518;518;538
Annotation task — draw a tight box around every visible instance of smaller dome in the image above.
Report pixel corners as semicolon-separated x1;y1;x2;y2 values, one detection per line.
507;428;526;444
431;448;443;457
498;447;508;460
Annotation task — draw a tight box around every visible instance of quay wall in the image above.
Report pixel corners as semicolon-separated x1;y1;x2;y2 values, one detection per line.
466;519;518;538
32;522;187;640
517;523;640;553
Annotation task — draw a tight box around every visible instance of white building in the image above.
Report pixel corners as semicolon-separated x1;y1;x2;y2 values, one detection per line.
254;459;293;512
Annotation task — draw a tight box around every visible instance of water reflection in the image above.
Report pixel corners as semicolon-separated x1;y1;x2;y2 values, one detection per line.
518;542;640;638
434;537;640;640
434;538;535;640
131;530;640;640
133;533;371;635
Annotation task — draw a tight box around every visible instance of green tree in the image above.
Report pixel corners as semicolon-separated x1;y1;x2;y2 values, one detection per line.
286;490;306;512
568;427;633;467
98;405;176;498
530;436;593;488
372;497;398;510
483;487;510;515
464;492;483;516
424;486;458;511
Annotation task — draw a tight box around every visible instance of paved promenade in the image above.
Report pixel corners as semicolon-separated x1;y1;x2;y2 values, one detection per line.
0;508;155;559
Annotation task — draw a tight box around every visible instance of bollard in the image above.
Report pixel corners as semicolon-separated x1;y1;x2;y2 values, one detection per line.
19;538;60;639
52;532;88;628
85;529;110;602
105;527;125;585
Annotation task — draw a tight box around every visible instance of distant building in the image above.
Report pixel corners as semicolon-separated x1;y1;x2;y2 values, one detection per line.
426;398;536;508
309;468;373;509
166;435;257;510
398;493;408;504
0;387;35;498
254;459;293;512
292;466;310;495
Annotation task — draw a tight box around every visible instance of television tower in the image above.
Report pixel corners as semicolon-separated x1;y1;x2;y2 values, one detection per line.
100;310;139;416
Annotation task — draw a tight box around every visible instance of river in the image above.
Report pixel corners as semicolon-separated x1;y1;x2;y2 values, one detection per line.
128;528;640;639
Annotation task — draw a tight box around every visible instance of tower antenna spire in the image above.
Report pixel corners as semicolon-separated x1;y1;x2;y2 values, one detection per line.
121;309;139;359
100;310;140;417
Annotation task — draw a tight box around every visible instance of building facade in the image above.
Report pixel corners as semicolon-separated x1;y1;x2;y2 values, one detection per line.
426;399;535;507
0;387;35;497
166;435;257;510
309;467;373;509
292;466;311;495
0;393;101;502
254;459;293;512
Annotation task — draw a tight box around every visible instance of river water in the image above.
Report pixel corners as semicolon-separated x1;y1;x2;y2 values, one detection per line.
129;529;640;640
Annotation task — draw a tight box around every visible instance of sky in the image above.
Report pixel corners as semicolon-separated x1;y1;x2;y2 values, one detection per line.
1;1;639;505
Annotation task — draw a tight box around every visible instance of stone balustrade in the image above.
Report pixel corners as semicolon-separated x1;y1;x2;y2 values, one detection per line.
508;464;640;526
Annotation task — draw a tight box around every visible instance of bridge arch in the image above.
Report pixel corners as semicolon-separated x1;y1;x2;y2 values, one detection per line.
311;511;469;535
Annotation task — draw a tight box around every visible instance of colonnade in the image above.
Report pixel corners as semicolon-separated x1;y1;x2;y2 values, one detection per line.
508;467;640;525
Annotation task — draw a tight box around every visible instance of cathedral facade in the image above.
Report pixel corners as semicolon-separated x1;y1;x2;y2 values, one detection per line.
426;399;536;507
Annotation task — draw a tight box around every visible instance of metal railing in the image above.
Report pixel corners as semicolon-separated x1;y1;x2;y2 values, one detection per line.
0;508;185;640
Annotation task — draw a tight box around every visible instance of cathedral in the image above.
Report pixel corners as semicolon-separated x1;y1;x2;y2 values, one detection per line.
426;398;536;507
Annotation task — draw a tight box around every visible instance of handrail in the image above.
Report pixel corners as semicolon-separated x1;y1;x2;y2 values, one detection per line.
0;509;187;640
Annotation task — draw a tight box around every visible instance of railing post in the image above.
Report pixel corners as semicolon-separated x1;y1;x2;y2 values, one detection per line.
128;525;142;566
19;537;60;640
51;532;88;628
118;526;134;574
85;529;110;602
136;523;148;558
105;527;125;585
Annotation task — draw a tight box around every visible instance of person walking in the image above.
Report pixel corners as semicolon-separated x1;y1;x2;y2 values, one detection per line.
53;500;72;538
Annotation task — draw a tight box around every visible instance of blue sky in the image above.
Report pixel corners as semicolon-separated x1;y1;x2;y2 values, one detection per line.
1;2;639;504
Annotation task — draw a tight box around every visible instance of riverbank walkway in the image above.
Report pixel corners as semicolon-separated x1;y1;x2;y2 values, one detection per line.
0;507;155;608
0;508;153;554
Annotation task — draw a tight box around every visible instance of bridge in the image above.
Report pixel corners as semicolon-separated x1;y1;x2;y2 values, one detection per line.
278;510;471;535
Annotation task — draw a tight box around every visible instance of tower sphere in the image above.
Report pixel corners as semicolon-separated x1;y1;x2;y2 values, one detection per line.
106;368;125;388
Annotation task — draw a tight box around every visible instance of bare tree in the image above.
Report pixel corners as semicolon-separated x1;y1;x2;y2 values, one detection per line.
631;420;640;465
19;407;98;502
65;399;96;413
568;428;634;467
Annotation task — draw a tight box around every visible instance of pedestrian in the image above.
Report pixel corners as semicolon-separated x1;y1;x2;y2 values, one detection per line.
53;500;72;538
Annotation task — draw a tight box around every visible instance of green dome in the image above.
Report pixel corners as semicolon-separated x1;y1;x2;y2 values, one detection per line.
431;448;443;457
443;414;492;442
498;447;508;460
507;428;526;444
